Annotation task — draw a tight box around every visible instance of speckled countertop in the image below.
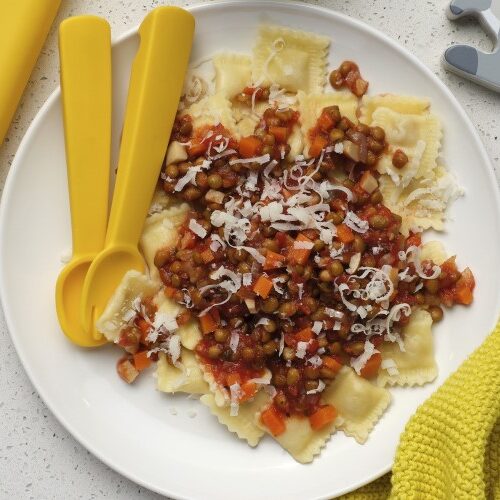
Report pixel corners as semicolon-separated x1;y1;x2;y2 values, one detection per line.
0;1;499;498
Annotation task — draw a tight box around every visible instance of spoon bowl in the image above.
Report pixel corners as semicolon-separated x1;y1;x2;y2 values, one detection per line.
56;255;107;347
80;246;145;337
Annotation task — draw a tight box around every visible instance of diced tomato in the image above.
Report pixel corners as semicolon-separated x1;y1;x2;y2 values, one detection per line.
136;318;150;334
242;86;261;96
187;141;208;157
458;267;475;289
176;310;191;326
261;406;286;436
239;135;263;158
309;405;337;430
439;288;455;308
276;231;293;249
226;373;241;386
455;287;473;305
307;339;319;354
360;353;382;378
180;231;196;250
405;233;422;248
164;286;177;298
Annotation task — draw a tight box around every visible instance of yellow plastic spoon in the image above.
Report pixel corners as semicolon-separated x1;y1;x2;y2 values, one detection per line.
55;17;112;347
80;7;195;338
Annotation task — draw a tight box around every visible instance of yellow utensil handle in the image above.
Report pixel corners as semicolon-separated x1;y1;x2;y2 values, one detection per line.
0;0;61;145
59;16;112;257
105;6;194;247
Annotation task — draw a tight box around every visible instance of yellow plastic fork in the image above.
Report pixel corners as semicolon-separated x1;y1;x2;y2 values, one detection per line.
55;17;111;347
80;7;195;339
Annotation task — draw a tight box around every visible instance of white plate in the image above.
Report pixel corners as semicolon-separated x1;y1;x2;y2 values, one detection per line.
1;2;500;499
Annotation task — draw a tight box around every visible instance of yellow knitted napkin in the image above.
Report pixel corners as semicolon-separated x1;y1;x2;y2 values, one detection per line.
340;320;500;499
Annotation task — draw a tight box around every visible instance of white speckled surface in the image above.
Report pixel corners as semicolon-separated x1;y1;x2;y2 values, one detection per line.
0;1;499;498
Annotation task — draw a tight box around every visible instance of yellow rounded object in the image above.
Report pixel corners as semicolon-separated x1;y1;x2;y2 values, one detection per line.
80;6;195;339
0;0;61;145
55;16;112;347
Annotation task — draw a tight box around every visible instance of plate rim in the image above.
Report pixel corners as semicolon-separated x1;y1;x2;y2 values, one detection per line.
1;1;499;498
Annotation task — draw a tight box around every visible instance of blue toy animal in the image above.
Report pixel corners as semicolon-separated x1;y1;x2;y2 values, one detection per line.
443;0;500;92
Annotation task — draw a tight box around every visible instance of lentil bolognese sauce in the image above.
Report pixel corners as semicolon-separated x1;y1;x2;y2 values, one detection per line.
116;84;473;428
97;24;474;461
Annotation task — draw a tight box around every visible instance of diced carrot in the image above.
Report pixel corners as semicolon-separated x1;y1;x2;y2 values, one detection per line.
260;406;286;436
321;356;343;374
137;318;151;345
133;351;152;371
253;275;274;299
239;135;263;158
117;358;139;384
199;312;219;334
200;248;215;264
289;233;313;265
263;250;286;271
136;318;150;335
239;381;258;402
317;110;335;131
455;287;473;305
360;353;382;379
269;126;289;143
164;286;177;298
308;135;328;158
336;223;355;244
295;327;313;342
309;405;337;430
187;141;208;157
281;187;292;200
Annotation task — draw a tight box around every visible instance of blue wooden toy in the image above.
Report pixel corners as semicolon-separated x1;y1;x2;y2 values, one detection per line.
444;0;500;92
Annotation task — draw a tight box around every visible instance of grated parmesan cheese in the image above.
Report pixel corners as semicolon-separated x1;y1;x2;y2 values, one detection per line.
229;383;241;416
351;340;379;375
229;331;240;352
296;341;308;359
306;379;326;394
381;358;399;376
189;219;207;239
312;321;323;334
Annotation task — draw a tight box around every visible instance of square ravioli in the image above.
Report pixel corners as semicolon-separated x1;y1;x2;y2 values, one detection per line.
252;25;329;93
